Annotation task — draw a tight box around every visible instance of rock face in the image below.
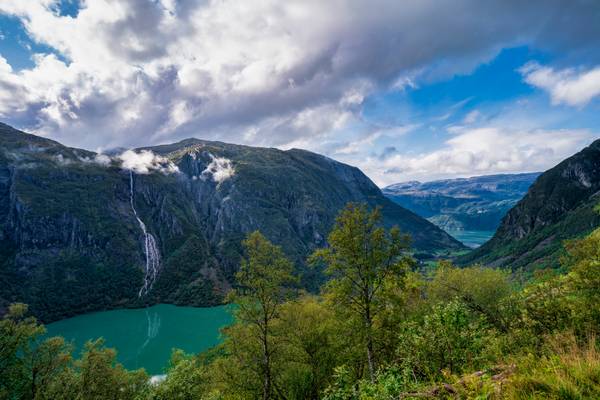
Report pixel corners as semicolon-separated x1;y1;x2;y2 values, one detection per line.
382;173;540;232
0;123;463;322
459;139;600;270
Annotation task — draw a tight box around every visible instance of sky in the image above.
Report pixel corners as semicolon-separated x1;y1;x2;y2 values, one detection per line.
0;0;599;186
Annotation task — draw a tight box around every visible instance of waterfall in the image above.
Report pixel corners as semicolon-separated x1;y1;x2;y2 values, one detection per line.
129;171;161;297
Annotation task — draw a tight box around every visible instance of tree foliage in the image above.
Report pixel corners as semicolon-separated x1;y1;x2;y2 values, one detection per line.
216;231;297;399
311;203;412;381
3;203;600;399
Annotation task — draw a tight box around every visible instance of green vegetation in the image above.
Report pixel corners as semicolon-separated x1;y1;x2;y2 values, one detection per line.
2;202;600;399
0;122;462;323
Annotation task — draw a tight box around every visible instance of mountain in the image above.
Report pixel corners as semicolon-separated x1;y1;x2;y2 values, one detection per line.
382;173;540;232
459;139;600;270
0;123;463;322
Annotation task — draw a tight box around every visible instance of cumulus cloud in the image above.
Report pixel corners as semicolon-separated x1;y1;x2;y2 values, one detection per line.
118;150;179;174
201;154;235;183
0;0;598;152
92;153;111;166
521;62;600;106
359;127;594;186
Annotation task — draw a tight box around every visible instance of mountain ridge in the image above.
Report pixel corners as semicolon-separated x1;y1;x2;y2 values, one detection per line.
0;122;463;322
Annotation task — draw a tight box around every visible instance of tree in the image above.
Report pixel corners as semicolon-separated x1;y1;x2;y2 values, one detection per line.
1;303;43;397
75;339;149;400
311;203;412;381
0;303;72;400
24;336;72;400
277;296;341;400
396;300;493;379
149;349;210;400
228;231;297;400
427;262;514;332
562;227;600;331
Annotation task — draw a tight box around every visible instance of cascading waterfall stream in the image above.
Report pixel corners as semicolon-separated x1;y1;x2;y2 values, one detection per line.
129;171;161;297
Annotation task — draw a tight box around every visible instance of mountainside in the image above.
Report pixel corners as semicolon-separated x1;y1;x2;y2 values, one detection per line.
0;123;463;322
382;173;540;232
459;139;600;270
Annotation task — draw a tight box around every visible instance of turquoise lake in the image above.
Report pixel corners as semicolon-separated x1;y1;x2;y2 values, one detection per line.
447;230;495;248
46;304;233;375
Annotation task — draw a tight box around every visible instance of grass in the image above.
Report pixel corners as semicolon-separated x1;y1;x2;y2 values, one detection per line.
504;334;600;399
443;333;600;399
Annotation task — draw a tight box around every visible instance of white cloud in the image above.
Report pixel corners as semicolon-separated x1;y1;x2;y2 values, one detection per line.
79;153;112;166
0;0;596;152
118;150;179;174
359;127;594;186
334;124;418;155
462;110;481;124
92;153;111;166
0;0;598;187
521;62;600;106
201;153;235;183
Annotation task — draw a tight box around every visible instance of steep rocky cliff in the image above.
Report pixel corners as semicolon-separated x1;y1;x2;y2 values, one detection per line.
0;123;463;321
459;139;600;270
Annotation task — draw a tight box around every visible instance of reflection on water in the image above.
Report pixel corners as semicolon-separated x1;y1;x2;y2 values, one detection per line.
46;304;232;375
139;309;161;354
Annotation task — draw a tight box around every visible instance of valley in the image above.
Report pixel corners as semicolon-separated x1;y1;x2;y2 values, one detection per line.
383;173;539;248
1;2;600;397
2;129;600;399
445;230;495;248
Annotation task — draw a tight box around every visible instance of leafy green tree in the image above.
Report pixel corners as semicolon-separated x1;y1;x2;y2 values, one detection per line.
150;350;210;400
517;227;600;340
225;231;297;400
396;300;495;380
427;262;515;332
277;296;341;400
311;203;412;381
23;336;72;400
74;339;149;400
518;274;573;340
0;303;43;398
0;303;72;400
562;227;600;331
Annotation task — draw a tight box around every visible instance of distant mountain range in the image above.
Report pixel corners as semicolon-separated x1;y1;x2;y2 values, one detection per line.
382;173;541;232
0;122;462;322
459;139;600;270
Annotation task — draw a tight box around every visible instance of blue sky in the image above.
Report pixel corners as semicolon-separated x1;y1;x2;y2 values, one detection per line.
0;0;599;185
